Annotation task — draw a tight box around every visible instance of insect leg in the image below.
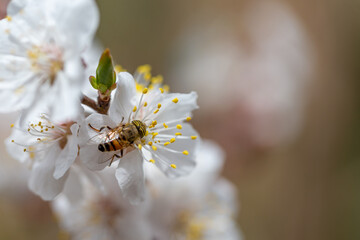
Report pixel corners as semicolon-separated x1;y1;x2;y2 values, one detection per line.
88;123;113;133
108;153;122;166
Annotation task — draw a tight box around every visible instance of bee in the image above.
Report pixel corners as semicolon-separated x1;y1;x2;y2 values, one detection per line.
88;119;147;165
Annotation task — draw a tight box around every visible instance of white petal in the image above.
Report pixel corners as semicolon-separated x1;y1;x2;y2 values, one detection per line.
149;92;198;124
7;0;28;15
44;0;99;53
53;124;79;179
109;72;137;123
61;168;83;205
148;123;198;178
79;144;114;171
115;150;145;205
28;146;69;200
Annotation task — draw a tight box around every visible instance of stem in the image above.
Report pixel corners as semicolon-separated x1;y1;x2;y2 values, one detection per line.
81;94;108;114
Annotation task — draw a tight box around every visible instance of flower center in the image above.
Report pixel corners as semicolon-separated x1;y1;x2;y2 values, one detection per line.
27;44;64;85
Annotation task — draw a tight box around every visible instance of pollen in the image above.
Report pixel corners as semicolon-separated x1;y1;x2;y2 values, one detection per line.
153;109;159;114
11;140;14;143
149;159;155;164
164;142;170;146
170;164;177;169
191;136;197;140
23;148;26;152
172;98;179;103
138;144;142;150
170;138;176;143
159;88;164;93
152;145;157;151
10;124;14;128
152;132;158;139
6;16;12;21
157;103;162;108
148;141;153;146
144;73;151;81
186;117;192;121
145;131;149;136
27;128;30;131
133;106;137;112
142;88;148;94
175;132;182;136
163;123;168;128
144;102;148;107
183;150;189;155
176;124;182;129
137;64;151;74
151;120;157;126
151;75;163;84
114;65;125;73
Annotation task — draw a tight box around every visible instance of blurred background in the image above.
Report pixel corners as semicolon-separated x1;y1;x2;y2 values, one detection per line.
1;0;360;239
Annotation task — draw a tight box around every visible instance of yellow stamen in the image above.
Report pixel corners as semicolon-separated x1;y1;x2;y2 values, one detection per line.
114;65;125;73
137;64;151;73
159;88;164;93
186;117;192;121
153;109;159;114
138;144;142;150
170;138;176;143
133;106;137;112
172;98;179;103
10;124;14;128
148;141;153;146
183;150;189;155
164;142;170;146
23;148;26;152
11;140;14;143
191;136;197;140
170;164;177;169
6;16;12;21
163;85;170;92
149;159;155;164
175;132;182;136
27;128;30;131
176;124;182;129
145;131;149;136
152;145;157;151
157;103;162;108
144;73;151;81
163;123;168;128
142;88;148;94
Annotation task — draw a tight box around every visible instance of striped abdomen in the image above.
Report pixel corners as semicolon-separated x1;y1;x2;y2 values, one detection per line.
98;138;126;152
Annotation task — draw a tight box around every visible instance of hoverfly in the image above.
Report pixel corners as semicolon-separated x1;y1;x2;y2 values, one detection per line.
88;119;146;165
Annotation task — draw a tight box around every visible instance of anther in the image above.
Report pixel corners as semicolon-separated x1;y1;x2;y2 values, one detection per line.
172;98;179;103
11;140;14;143
152;145;157;151
10;124;14;128
186;117;192;121
157;103;162;109
163;123;168;128
164;142;170;146
191;136;197;140
144;102;148;107
149;159;155;164
153;109;159;114
148;142;153;146
170;138;176;143
6;16;12;21
138;144;142;150
170;164;177;169
133;106;137;112
142;88;148;94
176;124;182;129
175;132;182;136
183;150;189;155
159;88;164;93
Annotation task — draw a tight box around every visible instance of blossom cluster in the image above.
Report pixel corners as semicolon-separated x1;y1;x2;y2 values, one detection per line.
1;0;242;239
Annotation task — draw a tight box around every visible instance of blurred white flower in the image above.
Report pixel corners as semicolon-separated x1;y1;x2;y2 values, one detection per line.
5;114;85;200
80;71;199;204
171;0;314;149
0;0;99;124
146;140;243;240
52;167;152;240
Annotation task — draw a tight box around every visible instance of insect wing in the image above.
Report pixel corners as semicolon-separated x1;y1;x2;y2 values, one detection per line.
87;129;120;144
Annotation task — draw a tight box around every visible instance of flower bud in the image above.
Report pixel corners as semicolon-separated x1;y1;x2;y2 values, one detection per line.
89;48;116;95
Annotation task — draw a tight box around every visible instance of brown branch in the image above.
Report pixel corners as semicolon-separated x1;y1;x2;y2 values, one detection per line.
81;94;103;114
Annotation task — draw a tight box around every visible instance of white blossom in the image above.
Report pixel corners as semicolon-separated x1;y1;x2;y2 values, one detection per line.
80;70;199;204
5;114;87;200
0;0;99;124
52;167;152;240
146;140;243;240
